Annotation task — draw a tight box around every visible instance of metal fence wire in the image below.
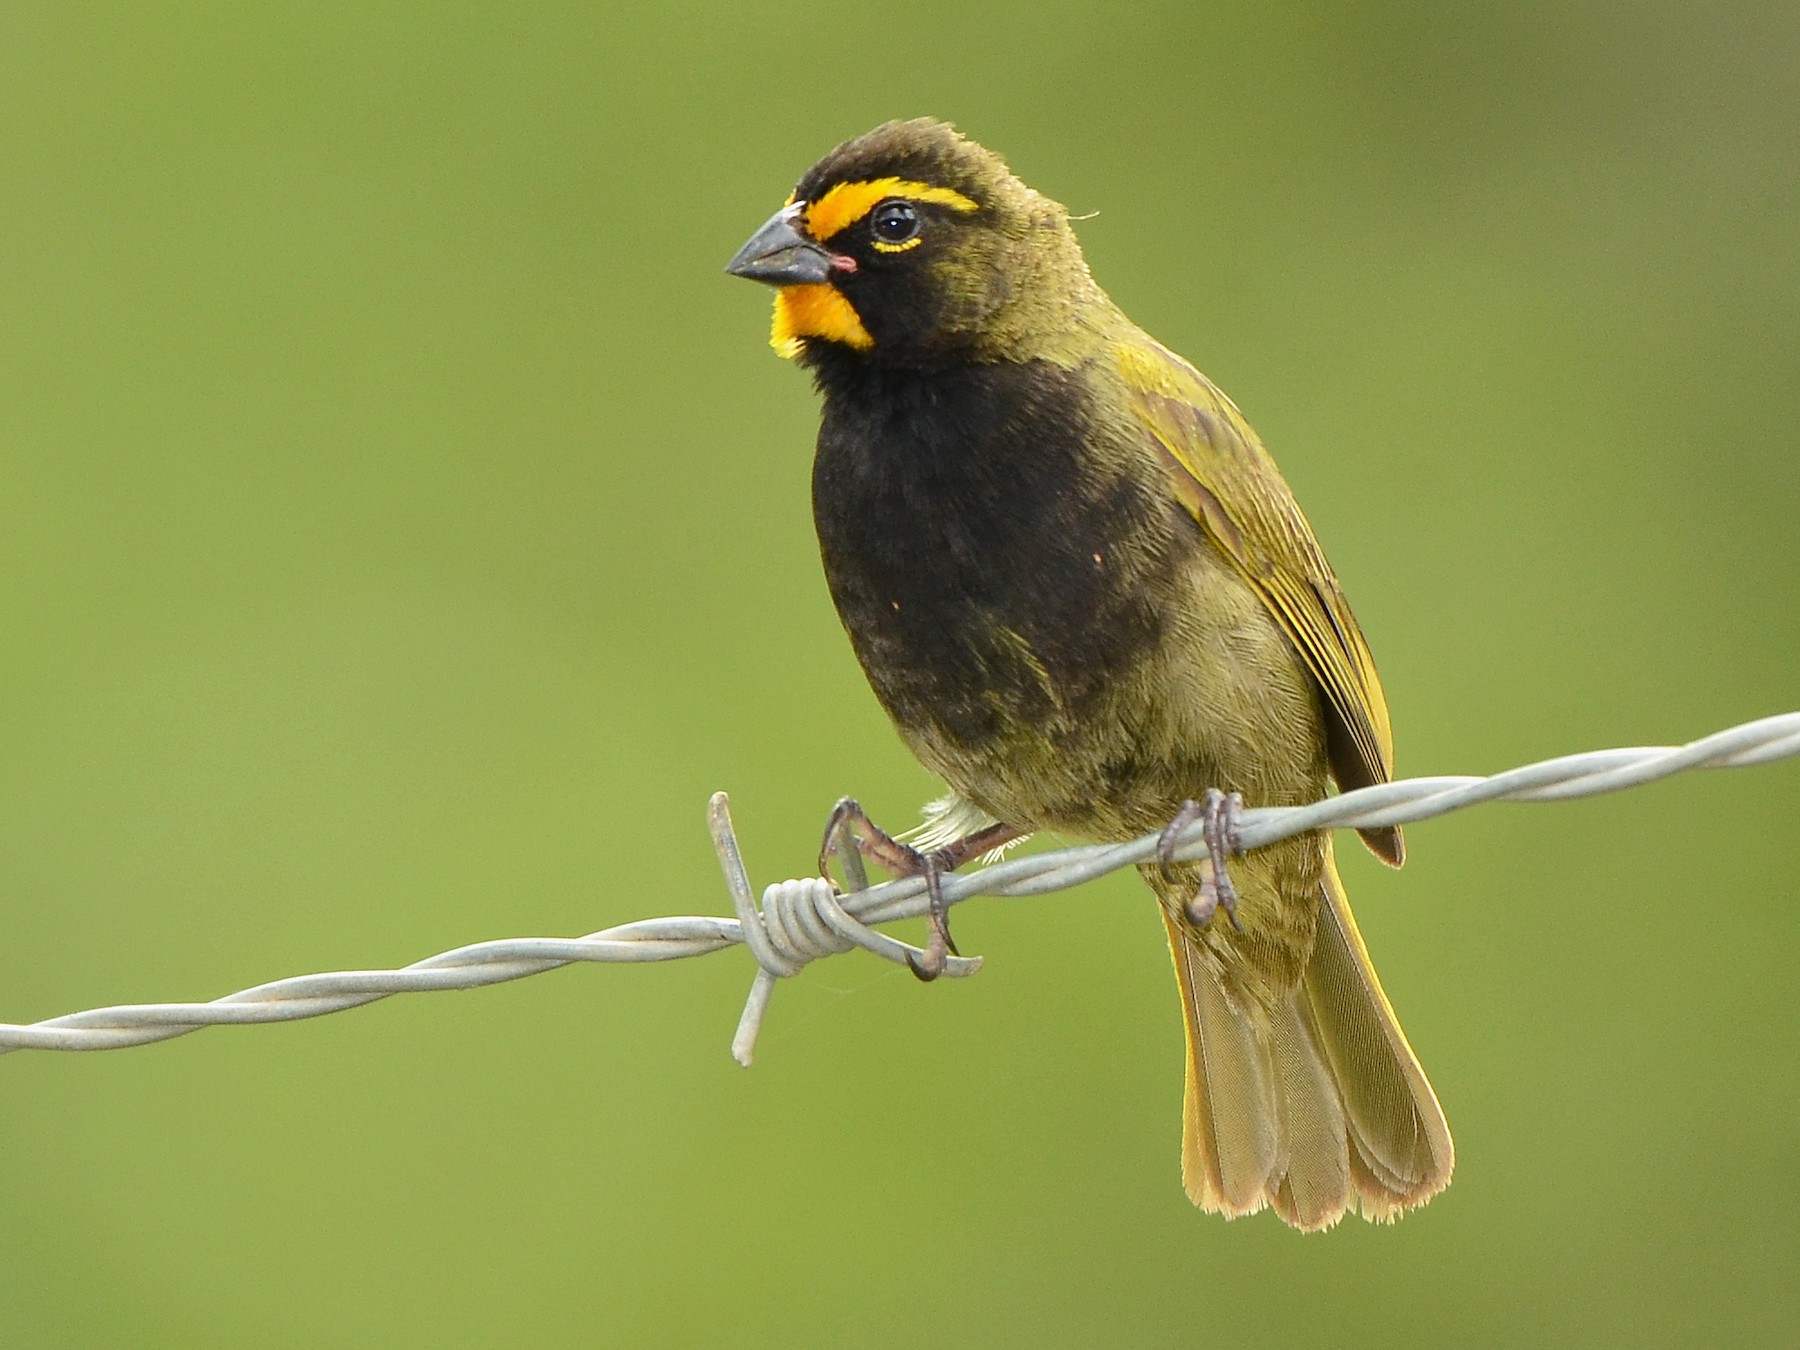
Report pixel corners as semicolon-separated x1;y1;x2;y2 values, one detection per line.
4;711;1797;1065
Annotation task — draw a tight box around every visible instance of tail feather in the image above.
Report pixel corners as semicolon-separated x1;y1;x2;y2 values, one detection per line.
1175;942;1279;1213
1268;997;1351;1229
1161;844;1452;1229
1305;857;1453;1209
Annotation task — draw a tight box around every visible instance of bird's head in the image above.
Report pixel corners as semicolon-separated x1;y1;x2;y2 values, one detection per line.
726;119;1098;367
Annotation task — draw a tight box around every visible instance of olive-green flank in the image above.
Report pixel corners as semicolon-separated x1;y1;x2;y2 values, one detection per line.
728;118;1451;1230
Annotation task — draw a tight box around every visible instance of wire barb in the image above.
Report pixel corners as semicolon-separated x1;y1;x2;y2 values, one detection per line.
714;794;981;1064
2;712;1796;1061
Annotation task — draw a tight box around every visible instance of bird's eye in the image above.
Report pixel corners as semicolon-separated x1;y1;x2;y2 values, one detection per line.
870;199;920;244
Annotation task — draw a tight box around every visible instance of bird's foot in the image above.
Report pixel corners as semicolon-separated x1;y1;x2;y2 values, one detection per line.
1157;789;1245;932
819;798;1017;982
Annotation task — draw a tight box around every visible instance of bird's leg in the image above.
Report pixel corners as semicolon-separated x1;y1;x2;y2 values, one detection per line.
1157;789;1246;932
818;798;1020;981
930;819;1025;870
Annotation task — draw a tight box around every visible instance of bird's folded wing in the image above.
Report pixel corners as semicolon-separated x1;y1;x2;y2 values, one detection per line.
1117;339;1402;864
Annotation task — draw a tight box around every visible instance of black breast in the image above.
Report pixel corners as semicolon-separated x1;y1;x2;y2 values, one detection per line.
809;354;1175;748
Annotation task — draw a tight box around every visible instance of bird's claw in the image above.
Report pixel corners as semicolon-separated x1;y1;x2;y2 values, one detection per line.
818;798;962;983
903;853;960;982
1157;798;1205;881
1167;788;1245;931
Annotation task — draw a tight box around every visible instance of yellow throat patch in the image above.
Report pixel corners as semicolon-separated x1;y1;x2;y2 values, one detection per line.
772;285;873;358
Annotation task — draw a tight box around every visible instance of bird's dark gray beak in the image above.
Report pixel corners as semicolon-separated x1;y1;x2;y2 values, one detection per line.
725;203;834;286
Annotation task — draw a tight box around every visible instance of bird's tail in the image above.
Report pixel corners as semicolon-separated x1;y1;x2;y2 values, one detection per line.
1160;841;1453;1229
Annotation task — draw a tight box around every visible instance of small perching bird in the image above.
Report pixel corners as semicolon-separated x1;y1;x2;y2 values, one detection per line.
726;119;1451;1229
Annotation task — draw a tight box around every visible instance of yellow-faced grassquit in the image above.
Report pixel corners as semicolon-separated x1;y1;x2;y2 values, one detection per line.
726;118;1452;1229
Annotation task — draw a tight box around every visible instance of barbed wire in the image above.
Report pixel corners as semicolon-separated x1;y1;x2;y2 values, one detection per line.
3;711;1796;1065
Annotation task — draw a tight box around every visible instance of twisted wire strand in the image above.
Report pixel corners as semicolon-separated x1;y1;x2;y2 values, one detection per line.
3;711;1795;1063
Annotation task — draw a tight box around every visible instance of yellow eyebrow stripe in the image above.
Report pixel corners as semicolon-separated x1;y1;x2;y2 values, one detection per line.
804;178;978;243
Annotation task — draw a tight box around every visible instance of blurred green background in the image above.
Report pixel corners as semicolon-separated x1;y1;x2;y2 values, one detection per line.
3;3;1797;1345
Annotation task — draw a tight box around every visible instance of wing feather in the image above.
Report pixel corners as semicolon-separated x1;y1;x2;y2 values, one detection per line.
1118;340;1403;864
